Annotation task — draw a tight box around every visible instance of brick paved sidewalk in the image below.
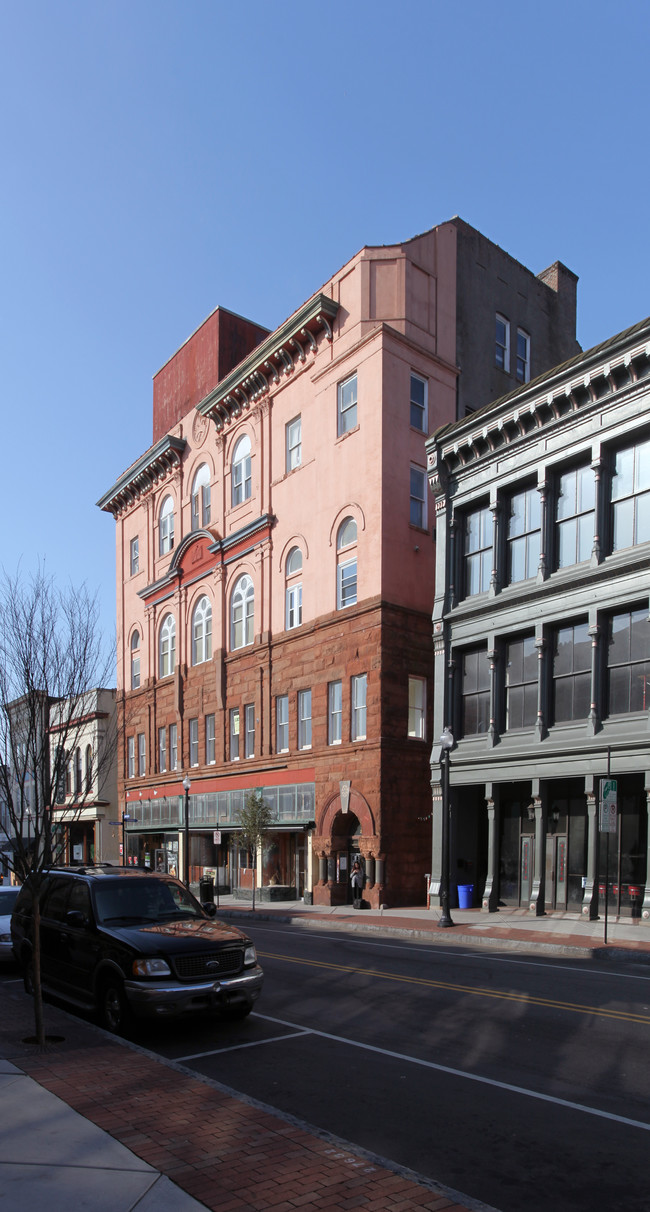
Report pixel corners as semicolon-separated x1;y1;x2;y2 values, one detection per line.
2;988;492;1212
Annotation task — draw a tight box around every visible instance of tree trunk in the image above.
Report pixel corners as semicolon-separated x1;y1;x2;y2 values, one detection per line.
33;895;45;1046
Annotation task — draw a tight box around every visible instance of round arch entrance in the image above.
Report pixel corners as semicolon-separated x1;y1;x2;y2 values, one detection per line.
312;788;382;908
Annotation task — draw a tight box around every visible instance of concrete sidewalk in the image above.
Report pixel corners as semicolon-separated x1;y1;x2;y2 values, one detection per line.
0;1052;207;1211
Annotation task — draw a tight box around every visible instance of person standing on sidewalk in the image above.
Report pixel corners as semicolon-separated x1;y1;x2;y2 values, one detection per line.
350;859;364;907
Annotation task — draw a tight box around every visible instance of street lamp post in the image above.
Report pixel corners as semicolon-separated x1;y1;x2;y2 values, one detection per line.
121;812;137;866
438;726;455;929
182;775;191;889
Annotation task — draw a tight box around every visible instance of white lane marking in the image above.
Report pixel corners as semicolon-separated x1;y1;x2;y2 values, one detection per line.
247;923;650;982
177;1029;311;1061
243;1011;650;1133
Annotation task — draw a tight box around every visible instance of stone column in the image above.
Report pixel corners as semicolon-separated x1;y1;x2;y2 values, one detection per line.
529;781;547;916
587;621;601;737
429;764;443;903
488;647;499;747
582;777;600;920
481;785;499;912
489;500;499;596
537;479;548;582
534;633;546;743
642;779;650;922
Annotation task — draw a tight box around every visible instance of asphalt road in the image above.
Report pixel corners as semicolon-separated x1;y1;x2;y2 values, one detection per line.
3;921;649;1212
145;920;650;1212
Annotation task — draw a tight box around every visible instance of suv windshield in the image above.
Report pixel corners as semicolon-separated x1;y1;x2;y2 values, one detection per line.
93;878;203;925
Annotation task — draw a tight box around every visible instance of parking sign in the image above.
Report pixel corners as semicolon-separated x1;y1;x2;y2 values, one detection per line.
600;779;618;833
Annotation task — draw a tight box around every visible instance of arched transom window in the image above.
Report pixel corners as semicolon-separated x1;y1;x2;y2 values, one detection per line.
285;546;303;630
231;574;254;650
191;464;211;530
159;614;176;678
159;495;175;555
336;517;358;610
232;434;252;507
192;595;212;665
130;630;141;690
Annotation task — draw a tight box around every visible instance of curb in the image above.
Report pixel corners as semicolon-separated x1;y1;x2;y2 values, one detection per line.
216;907;650;962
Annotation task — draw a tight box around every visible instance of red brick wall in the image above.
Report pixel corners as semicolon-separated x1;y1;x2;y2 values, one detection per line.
152;308;269;443
118;601;434;906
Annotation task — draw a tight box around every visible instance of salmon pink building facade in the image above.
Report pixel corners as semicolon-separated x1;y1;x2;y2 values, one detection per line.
99;218;579;907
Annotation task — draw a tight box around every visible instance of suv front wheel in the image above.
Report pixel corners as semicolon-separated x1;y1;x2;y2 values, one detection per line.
99;978;133;1036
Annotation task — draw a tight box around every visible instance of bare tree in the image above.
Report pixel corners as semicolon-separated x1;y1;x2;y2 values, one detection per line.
236;790;273;913
0;567;115;1044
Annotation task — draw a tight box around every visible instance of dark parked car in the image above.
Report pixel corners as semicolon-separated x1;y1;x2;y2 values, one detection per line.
11;866;263;1034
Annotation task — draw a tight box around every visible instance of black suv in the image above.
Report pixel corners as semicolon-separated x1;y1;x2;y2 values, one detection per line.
11;866;263;1034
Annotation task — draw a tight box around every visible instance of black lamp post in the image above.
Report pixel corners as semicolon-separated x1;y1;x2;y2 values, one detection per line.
438;725;455;928
182;774;191;889
122;812;137;866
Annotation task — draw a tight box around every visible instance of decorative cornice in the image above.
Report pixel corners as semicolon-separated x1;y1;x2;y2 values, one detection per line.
427;317;650;491
137;516;274;604
196;294;340;432
97;435;187;517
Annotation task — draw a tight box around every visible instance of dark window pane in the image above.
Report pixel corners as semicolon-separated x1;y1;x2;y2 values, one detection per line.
631;609;650;654
636;491;650;543
523;682;538;727
612;447;634;500
609;613;631;665
510;536;526;582
613;498;634;550
554;678;573;722
630;663;650;712
506;641;523;684
477;693;490;733
577;513;594;561
578;466;595;511
573;624;591;672
522;637;538;681
507;685;524;730
573;672;591;719
463;696;478;735
554;627;574;675
526;532;540;578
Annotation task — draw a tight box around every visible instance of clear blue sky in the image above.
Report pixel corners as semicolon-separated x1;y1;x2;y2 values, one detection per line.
2;0;648;654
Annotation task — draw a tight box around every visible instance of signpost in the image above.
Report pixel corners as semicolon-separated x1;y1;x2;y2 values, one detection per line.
599;778;617;944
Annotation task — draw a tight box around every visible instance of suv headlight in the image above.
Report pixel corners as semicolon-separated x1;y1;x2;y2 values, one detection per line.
132;958;171;977
244;944;257;967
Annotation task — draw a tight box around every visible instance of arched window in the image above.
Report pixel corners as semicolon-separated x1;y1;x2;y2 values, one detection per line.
231;574;254;649
85;745;93;794
74;748;82;795
191;464;211;530
159;496;175;555
130;630;141;690
232;435;252;507
159;614;176;678
285;547;303;630
192;595;212;665
337;517;358;610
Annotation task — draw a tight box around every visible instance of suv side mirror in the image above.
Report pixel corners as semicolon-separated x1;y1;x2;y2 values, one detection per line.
66;909;87;928
202;902;217;918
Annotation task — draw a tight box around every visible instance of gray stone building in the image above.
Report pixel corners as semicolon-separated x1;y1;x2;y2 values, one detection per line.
426;315;650;921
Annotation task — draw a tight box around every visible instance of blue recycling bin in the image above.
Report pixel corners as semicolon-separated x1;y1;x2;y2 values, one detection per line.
457;884;474;909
